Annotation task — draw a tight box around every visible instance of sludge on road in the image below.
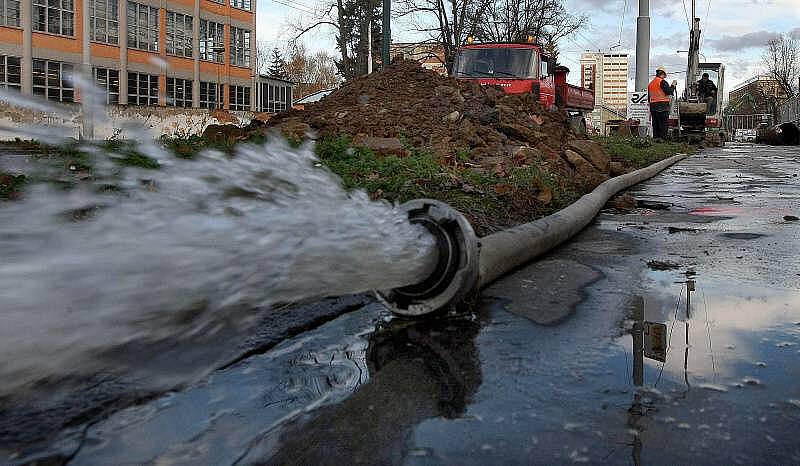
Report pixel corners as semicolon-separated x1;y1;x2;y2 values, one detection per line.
4;144;800;465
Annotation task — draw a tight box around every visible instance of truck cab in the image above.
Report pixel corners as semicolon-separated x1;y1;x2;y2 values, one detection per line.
451;40;594;130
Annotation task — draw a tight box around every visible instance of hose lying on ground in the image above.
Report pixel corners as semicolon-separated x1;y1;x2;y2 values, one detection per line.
377;153;690;316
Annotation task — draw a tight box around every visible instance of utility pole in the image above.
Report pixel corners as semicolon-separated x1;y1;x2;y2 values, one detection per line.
634;0;650;91
381;0;391;67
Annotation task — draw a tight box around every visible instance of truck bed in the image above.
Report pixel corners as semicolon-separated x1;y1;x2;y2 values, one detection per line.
557;84;595;112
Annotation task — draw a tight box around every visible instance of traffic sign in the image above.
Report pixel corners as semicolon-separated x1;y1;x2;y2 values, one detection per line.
643;321;667;362
628;91;652;136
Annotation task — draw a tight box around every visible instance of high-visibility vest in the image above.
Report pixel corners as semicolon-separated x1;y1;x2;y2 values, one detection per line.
648;77;670;103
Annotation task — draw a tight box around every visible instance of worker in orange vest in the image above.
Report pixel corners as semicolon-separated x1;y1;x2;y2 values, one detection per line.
648;67;677;140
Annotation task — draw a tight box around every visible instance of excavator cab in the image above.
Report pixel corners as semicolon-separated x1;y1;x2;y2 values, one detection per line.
669;63;726;144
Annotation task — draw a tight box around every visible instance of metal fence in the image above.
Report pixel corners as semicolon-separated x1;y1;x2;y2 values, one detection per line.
724;113;773;131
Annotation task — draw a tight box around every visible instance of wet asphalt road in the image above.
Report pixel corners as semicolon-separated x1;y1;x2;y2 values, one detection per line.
4;143;800;465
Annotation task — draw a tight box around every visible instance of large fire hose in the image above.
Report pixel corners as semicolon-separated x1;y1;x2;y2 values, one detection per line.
376;153;690;316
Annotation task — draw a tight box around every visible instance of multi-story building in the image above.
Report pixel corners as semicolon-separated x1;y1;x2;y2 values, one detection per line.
0;0;288;111
580;52;628;135
580;52;628;112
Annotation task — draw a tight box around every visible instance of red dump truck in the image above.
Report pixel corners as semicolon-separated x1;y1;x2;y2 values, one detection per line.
451;40;595;132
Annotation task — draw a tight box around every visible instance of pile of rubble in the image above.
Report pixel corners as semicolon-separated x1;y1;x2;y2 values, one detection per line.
265;60;620;187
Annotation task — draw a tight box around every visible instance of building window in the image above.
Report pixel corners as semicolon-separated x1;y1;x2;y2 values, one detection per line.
90;0;118;44
199;81;222;108
93;67;119;104
260;82;290;113
32;59;74;102
229;0;250;10
229;85;249;110
127;71;158;105
199;19;223;62
33;0;74;36
166;11;192;58
229;27;250;67
167;77;192;107
127;2;158;52
0;55;21;91
1;0;20;26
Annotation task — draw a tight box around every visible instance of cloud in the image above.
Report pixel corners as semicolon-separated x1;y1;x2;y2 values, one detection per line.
707;30;782;51
568;0;622;13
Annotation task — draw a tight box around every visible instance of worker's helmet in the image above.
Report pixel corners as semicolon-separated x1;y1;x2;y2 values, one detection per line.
656;66;667;76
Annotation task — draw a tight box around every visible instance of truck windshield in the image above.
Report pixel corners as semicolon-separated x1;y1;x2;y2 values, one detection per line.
452;48;536;79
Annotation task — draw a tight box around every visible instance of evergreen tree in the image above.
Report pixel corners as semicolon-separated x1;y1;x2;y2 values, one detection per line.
268;48;289;79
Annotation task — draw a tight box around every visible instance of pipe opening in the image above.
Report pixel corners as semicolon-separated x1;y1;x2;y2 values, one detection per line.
376;199;479;317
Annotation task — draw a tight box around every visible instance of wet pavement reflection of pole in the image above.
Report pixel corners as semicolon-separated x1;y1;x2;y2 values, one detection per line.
629;297;645;466
628;278;696;465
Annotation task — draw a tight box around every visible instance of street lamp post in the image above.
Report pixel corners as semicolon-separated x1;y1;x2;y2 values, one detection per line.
635;0;650;92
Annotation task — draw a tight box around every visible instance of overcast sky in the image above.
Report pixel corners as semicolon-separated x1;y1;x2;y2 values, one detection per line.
259;0;800;99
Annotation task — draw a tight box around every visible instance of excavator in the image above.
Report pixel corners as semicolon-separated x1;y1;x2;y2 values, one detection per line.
668;6;726;145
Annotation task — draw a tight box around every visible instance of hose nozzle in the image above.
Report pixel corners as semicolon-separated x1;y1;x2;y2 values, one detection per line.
376;199;479;316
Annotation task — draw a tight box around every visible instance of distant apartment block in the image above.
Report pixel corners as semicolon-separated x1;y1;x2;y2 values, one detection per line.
389;42;446;75
0;0;290;111
580;52;628;113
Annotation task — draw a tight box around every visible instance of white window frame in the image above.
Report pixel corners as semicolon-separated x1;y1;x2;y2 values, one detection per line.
199;81;223;109
93;67;119;104
261;82;291;113
127;71;159;106
0;55;21;91
229;85;250;111
1;0;20;27
90;0;118;44
127;1;159;52
32;59;74;102
199;19;224;63
229;26;250;68
167;77;193;107
166;11;192;58
229;0;250;10
33;0;74;36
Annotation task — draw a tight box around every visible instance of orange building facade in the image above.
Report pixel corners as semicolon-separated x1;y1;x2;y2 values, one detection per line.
0;0;270;110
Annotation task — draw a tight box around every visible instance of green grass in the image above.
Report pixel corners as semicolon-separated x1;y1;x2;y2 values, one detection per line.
315;136;577;235
595;136;696;169
0;172;26;200
1;133;696;233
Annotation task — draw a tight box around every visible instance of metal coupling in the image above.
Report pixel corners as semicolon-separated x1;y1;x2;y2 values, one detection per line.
376;199;480;317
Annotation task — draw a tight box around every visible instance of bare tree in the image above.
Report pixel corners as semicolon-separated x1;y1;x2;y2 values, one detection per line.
477;0;587;60
396;0;492;70
284;42;342;98
762;33;800;98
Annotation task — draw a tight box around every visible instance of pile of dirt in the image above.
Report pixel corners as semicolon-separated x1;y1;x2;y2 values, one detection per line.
265;60;612;188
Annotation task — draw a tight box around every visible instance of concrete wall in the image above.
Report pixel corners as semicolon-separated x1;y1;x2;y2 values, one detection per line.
0;103;255;141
